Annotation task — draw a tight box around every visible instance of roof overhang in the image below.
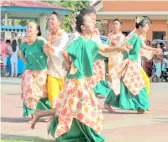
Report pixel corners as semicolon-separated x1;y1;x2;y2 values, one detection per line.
1;6;72;19
0;25;27;32
97;11;168;20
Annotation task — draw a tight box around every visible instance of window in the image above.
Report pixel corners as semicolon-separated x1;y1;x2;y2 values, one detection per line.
153;31;166;40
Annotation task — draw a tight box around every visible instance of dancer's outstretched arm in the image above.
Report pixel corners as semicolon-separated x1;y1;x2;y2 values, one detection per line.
99;44;132;53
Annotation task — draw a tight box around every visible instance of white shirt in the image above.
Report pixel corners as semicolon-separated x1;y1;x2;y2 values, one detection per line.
10;46;19;62
47;32;69;79
65;32;80;48
107;32;125;65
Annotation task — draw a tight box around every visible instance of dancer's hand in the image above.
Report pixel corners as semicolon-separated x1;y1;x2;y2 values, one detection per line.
43;43;55;56
62;61;71;71
120;44;132;52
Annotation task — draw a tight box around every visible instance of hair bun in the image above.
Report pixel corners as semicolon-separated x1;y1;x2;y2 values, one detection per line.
135;16;144;24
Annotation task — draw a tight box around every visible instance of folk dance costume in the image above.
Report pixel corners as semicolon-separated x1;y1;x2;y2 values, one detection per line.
106;32;125;80
105;33;149;112
91;34;111;98
48;37;105;141
45;30;69;108
20;39;50;116
66;31;111;98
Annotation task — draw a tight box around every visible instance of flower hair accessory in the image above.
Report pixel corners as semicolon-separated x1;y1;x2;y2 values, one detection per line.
135;16;144;24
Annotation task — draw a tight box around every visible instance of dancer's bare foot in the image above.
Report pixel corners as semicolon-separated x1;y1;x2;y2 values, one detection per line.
30;111;41;129
104;104;115;113
137;109;150;114
144;110;151;114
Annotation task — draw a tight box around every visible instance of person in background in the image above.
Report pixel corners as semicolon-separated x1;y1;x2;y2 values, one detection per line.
10;39;19;77
0;39;11;76
146;40;151;46
152;43;163;82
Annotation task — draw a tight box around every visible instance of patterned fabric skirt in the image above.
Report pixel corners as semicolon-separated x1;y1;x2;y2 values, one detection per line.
49;116;105;142
105;66;149;111
92;59;105;86
92;59;111;97
50;77;104;139
22;69;48;116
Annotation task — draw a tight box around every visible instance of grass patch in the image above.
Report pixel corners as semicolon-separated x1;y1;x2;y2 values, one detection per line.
1;140;31;142
0;139;54;142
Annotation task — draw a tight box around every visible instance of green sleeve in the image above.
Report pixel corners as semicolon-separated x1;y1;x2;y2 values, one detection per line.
66;40;79;59
126;34;138;45
37;39;45;48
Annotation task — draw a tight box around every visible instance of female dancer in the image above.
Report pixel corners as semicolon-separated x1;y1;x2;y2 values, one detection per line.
30;10;131;141
20;21;50;118
105;16;161;113
80;7;111;98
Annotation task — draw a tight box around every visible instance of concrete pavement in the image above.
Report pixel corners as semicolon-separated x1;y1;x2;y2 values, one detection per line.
1;77;168;142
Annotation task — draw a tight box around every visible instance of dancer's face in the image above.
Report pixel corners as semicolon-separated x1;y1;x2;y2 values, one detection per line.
89;13;97;26
140;23;150;34
113;21;121;31
156;43;161;49
81;15;95;34
48;14;61;31
26;22;38;37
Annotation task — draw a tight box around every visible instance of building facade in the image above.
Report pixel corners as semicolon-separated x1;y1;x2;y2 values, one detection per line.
94;0;168;42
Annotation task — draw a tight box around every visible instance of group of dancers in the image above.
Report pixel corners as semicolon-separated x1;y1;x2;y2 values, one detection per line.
20;7;161;141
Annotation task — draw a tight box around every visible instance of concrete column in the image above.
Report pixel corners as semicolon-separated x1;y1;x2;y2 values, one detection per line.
39;14;47;37
166;20;168;40
4;12;8;40
5;12;8;25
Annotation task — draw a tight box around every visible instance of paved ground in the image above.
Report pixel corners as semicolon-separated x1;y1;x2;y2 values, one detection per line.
1;77;168;142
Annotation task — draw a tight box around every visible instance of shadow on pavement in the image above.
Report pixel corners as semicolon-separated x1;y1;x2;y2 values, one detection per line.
153;117;168;123
1;117;30;123
1;133;54;142
102;110;138;115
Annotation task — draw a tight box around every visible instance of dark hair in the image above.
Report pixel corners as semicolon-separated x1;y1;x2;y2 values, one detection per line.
12;40;17;52
113;19;123;25
37;25;41;36
146;40;151;45
28;21;41;36
135;16;152;29
76;7;96;33
80;7;96;15
76;14;84;33
52;11;62;22
155;43;161;48
6;39;11;44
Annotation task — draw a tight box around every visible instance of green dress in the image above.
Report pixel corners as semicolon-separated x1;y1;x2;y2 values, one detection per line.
49;37;105;142
20;39;51;117
93;40;111;98
105;33;149;111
